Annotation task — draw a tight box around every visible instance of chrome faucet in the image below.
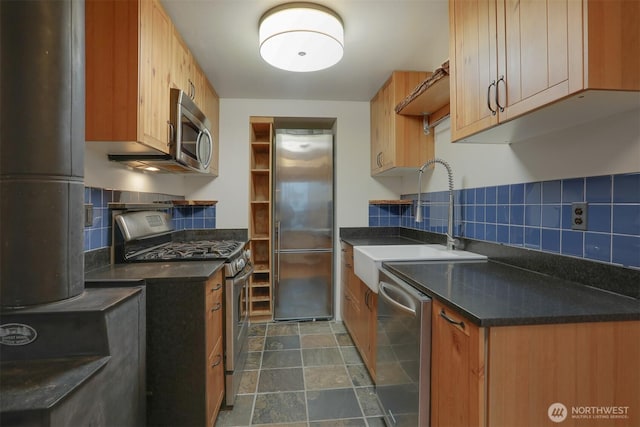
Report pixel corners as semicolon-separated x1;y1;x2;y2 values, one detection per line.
415;158;458;250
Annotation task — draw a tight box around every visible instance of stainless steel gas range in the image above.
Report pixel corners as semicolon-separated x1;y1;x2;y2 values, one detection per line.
114;210;252;408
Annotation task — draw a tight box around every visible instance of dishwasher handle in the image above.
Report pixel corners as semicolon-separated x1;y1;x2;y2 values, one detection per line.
378;281;417;317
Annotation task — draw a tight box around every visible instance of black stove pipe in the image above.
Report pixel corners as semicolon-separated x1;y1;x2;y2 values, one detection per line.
0;0;85;307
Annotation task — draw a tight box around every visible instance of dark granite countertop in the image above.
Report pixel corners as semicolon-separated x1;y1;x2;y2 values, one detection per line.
384;260;640;327
85;260;225;284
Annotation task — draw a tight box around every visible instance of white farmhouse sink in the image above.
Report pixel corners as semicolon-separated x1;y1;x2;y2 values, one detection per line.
353;244;487;293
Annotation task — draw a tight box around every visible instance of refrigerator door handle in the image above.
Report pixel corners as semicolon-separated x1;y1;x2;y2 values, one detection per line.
275;221;281;283
278;248;333;253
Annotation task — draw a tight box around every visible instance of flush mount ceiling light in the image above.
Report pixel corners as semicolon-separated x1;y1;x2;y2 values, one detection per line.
259;2;344;72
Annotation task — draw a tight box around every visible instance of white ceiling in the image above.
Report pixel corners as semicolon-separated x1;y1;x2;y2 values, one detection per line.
161;0;450;102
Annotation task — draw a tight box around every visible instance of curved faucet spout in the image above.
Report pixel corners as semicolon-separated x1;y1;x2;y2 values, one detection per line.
415;158;458;250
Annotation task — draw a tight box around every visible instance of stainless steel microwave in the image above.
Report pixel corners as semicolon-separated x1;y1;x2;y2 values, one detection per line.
169;88;213;173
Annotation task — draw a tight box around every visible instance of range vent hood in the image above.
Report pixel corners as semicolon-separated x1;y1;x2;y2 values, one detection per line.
107;153;206;174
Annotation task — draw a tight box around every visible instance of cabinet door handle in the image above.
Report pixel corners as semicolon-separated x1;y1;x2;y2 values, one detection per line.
496;75;505;112
440;309;465;330
487;80;497;115
211;302;222;312
211;354;222;368
211;283;222;292
364;290;369;308
167;121;175;144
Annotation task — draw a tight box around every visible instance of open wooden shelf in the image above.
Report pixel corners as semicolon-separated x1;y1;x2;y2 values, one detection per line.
248;117;274;321
251;143;271;170
395;60;451;128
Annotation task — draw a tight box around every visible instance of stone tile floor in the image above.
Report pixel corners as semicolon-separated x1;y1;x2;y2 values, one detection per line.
215;321;385;426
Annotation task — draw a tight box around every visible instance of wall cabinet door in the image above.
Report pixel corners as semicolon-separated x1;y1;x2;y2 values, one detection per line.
448;0;499;141
495;0;582;122
370;71;434;176
431;299;485;427
449;0;639;142
171;28;192;93
203;81;220;177
138;0;172;153
87;0;173;154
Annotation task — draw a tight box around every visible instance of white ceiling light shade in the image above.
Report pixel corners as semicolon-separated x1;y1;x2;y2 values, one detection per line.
259;2;344;72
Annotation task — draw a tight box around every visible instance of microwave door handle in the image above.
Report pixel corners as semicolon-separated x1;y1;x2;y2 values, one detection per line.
196;128;213;169
203;128;213;168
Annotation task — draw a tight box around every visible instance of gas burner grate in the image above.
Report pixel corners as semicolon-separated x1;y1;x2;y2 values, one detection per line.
126;240;243;261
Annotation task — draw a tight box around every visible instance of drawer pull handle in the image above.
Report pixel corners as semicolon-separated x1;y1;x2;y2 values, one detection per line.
211;302;222;312
211;354;222;367
211;283;222;292
440;309;465;329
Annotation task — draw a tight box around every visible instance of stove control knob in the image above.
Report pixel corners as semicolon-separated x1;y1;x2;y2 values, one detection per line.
236;258;246;271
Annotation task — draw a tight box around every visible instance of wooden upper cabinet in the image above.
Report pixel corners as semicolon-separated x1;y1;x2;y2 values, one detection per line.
449;0;640;143
86;0;172;154
139;0;172;152
448;0;499;141
370;71;435;176
190;62;207;110
171;30;207;108
495;0;582;121
170;28;192;94
204;81;220;177
87;0;220;169
171;28;219;177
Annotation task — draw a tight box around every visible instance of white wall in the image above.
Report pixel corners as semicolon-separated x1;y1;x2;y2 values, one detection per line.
401;109;640;194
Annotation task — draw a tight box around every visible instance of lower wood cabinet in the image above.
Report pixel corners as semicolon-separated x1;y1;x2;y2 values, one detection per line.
431;298;640;427
431;299;484;427
341;242;377;380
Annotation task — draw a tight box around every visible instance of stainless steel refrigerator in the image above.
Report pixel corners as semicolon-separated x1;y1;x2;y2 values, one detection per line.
273;129;334;321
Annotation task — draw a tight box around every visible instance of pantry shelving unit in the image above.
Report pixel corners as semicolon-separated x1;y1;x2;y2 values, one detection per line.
248;117;274;322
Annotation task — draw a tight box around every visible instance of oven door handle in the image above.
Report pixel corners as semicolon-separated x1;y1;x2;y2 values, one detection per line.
378;281;417;317
233;264;254;285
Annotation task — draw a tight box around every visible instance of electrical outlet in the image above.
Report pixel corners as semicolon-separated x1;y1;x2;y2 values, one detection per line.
571;202;587;231
84;204;93;227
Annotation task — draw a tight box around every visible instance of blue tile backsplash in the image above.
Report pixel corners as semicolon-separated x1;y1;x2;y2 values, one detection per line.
83;187;217;251
369;173;640;269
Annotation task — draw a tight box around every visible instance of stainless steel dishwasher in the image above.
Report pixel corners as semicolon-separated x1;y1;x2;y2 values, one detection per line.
375;267;432;427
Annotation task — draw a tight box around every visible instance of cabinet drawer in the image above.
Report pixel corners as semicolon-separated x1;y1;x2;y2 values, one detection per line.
206;271;224;355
